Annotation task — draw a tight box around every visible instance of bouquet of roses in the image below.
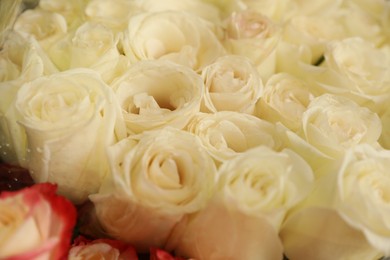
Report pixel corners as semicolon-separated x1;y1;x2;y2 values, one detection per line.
1;0;390;259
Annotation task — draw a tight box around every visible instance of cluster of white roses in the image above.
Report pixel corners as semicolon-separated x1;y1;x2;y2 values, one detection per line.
1;0;390;259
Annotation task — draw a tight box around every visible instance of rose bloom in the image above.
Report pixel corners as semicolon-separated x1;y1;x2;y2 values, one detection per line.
13;8;68;53
301;93;382;159
256;72;316;132
46;20;121;72
14;68;125;204
339;0;389;47
90;127;217;252
335;144;390;255
282;14;345;64
85;0;141;32
168;146;313;260
68;236;138;260
186;111;281;164
38;0;89;29
137;0;221;24
111;60;203;134
281;144;390;259
0;183;76;260
121;10;225;71
303;37;390;115
0;31;58;166
223;10;281;80
201;55;263;114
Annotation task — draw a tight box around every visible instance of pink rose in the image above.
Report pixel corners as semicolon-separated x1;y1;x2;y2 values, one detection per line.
0;183;77;259
69;236;138;260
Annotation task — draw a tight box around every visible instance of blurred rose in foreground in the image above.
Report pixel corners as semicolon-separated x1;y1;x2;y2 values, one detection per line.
0;183;76;259
281;144;390;260
168;146;313;259
69;236;138;260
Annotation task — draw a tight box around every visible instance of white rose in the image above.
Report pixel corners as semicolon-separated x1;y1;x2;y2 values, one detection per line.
186;111;282;164
90;127;217;251
13;8;68;52
0;32;58;165
201;55;263;114
14;68;125;203
301;93;382;159
69;21;120;68
335;144;390;255
217;146;314;229
111;60;203;134
308;38;390;114
281;207;383;260
138;0;221;24
121;10;225;70
39;0;89;29
85;0;141;32
280;144;390;259
339;0;389;46
168;146;313;259
222;10;281;80
47;21;121;71
256;72;316;132
282;15;346;63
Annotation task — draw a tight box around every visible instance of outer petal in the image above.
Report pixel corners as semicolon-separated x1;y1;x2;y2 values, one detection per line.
0;183;77;260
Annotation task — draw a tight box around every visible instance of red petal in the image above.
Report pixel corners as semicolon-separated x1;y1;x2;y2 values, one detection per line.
0;183;77;260
150;248;187;260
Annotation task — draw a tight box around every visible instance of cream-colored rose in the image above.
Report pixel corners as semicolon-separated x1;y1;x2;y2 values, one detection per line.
47;20;121;71
256;72;316;132
274;39;313;76
0;32;58;165
138;0;221;24
335;144;390;255
90;127;217;251
38;0;89;29
275;122;334;173
223;10;281;80
85;0;141;32
217;146;314;229
282;15;346;64
186;111;281;164
168;146;313;259
13;8;68;52
111;60;203;134
69;21;120;68
121;10;225;70
14;68;125;203
236;0;296;22
307;38;390;114
281;207;383;260
280;144;390;259
301;93;382;158
339;0;389;47
201;55;263;114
